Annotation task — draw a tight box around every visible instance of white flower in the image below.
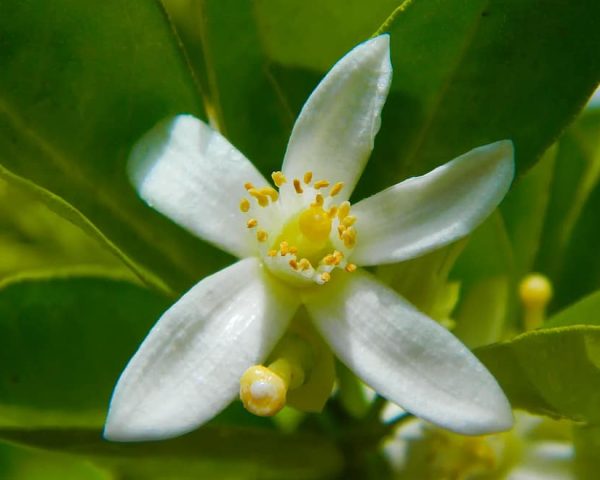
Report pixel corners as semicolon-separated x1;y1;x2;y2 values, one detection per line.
104;35;514;442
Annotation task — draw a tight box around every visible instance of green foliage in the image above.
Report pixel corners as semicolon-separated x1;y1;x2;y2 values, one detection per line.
0;273;168;428
0;428;342;479
0;0;599;477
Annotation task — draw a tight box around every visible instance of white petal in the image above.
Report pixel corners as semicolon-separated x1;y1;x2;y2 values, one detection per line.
104;258;299;441
351;140;514;266
281;35;392;200
129;115;268;258
303;271;513;435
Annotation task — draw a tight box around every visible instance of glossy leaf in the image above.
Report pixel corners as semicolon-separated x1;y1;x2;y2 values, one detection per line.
0;273;168;428
0;0;231;294
476;326;600;424
0;427;343;480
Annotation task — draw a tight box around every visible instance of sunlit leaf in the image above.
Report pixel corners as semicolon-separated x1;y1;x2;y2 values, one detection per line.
476;326;600;424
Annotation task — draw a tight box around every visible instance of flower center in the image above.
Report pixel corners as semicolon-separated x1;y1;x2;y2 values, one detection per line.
238;170;358;286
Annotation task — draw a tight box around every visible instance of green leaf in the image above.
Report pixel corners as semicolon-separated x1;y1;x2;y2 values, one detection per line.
0;442;111;480
0;273;168;428
0;427;343;480
0;0;231;294
574;424;600;480
535;107;600;310
357;0;600;197
0;177;129;280
544;289;600;329
501;146;556;278
476;326;600;424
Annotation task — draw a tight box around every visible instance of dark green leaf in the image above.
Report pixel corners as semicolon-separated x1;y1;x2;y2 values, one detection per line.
0;427;342;480
0;273;168;428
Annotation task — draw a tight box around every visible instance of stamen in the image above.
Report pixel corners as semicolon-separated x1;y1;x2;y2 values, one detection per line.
271;171;287;187
239;198;250;213
289;259;298;270
320;272;331;283
342;215;356;227
298;258;312;271
267;249;277;257
257;230;268;242
322;254;336;265
345;263;357;273
289;246;298;254
293;179;303;194
260;187;279;201
246;218;258;228
337;224;346;237
313;193;324;207
314;180;330;189
280;241;290;256
248;188;269;207
342;227;356;247
338;201;351;220
244;182;254;191
330;182;344;197
327;206;338;218
303;171;313;184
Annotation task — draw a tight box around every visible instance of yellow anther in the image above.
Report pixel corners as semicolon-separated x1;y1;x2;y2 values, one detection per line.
327;206;338;218
320;272;331;283
247;218;258;228
280;241;290;256
298;258;312;271
342;227;357;248
244;182;254;191
260;187;279;201
248;188;269;207
271;171;287;187
267;249;277;257
330;182;344;197
314;180;330;189
239;365;287;417
303;171;313;184
293;179;303;194
333;250;344;261
323;254;336;265
289;259;298;270
239;198;250;213
257;230;268;242
289;246;298;254
337;224;346;237
345;263;357;273
298;206;332;243
342;215;356;227
338;201;351;220
519;273;553;330
312;193;324;207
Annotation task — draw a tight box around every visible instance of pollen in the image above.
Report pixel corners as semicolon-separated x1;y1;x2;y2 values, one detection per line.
320;272;331;283
247;218;258;228
303;171;313;184
342;215;356;227
298;258;312;271
267;249;277;257
289;259;298;270
271;171;287;187
260;187;279;201
280;241;290;256
345;263;357;273
239;198;250;212
293;179;303;194
257;230;268;242
244;182;254;191
338;201;351;220
314;180;330;189
329;182;344;197
248;188;270;207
